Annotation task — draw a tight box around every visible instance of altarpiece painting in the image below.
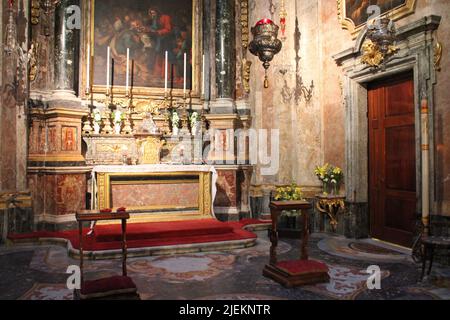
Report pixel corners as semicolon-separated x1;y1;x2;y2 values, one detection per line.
85;0;198;96
338;0;416;37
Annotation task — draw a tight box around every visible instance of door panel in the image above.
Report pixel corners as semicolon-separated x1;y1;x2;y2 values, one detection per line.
385;125;416;191
368;72;416;247
385;80;415;116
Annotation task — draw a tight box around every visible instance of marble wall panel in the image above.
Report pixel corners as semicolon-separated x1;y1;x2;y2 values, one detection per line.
28;173;86;217
215;170;238;207
55;174;85;215
111;183;199;209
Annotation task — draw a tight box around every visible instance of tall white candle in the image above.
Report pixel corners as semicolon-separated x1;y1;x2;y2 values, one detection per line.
202;54;205;96
86;44;90;92
106;46;111;90
164;51;168;94
126;48;130;92
183;52;187;94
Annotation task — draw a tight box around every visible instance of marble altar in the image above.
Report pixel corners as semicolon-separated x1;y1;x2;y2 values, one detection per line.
91;165;217;223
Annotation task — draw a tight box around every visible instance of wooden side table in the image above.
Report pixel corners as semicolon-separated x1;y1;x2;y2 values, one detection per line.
75;210;138;300
263;201;329;287
315;194;345;232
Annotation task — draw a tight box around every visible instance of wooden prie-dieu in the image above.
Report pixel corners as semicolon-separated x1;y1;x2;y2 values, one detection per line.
74;210;139;300
263;201;330;287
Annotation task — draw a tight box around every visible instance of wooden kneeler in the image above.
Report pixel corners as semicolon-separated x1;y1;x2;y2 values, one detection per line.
74;210;139;300
263;201;330;288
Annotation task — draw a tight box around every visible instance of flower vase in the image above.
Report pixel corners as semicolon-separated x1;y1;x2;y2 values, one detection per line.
191;122;200;136
114;123;121;135
93;122;100;134
173;126;179;136
322;182;330;195
332;183;340;195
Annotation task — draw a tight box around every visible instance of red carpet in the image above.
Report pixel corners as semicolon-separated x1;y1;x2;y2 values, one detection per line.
8;219;267;252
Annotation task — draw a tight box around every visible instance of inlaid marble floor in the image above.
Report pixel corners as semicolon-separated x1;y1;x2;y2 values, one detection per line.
0;232;449;300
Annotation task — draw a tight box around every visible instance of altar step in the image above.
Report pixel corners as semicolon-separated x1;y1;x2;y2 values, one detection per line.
7;219;270;259
95;219;235;243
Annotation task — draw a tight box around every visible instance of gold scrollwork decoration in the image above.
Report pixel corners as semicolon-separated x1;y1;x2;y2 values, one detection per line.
361;39;398;68
134;100;165;115
434;41;442;72
205;174;211;214
93;97;167;116
29;42;39;81
242;59;252;93
97;173;106;209
241;0;249;49
315;197;345;232
240;0;251;94
137;136;165;164
96;144;124;153
31;0;41;25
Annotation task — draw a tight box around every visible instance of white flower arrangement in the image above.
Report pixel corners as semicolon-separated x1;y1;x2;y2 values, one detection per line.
112;110;123;124
92;109;102;123
189;111;199;128
172;111;180;127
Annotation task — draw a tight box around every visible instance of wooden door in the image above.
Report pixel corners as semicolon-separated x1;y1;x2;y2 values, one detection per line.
368;72;416;247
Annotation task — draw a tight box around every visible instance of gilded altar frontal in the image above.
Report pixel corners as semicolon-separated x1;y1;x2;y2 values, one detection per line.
1;0;450;306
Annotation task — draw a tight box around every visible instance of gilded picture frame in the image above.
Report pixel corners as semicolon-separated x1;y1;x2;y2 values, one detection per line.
81;0;202;100
337;0;417;38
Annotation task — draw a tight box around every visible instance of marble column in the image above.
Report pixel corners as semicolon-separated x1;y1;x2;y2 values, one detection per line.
203;0;212;105
212;0;236;113
53;0;80;99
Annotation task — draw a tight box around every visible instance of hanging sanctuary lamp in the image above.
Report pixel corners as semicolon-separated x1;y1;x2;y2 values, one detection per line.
249;18;282;88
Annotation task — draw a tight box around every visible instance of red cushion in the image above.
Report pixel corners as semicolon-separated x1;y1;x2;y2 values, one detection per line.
80;276;137;299
276;260;329;276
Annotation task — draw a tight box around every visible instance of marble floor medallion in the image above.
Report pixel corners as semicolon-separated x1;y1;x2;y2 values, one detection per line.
317;236;411;263
127;254;236;282
303;263;390;300
349;242;403;256
19;283;73;300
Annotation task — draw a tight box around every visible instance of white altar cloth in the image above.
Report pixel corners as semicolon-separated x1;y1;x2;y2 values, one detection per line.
91;164;218;217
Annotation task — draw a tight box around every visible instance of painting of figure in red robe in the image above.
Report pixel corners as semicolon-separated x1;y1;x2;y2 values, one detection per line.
92;0;193;90
345;0;408;27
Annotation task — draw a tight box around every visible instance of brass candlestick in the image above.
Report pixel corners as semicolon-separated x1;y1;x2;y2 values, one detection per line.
161;92;172;135
101;89;113;135
104;87;113;107
122;90;133;135
82;87;93;135
179;93;190;136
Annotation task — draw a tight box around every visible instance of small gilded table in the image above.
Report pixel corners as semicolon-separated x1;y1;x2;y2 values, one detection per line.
263;201;329;287
315;194;346;232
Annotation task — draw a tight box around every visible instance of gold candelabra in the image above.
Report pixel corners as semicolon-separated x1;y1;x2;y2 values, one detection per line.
82;86;94;135
101;88;114;135
178;93;191;136
122;89;134;135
